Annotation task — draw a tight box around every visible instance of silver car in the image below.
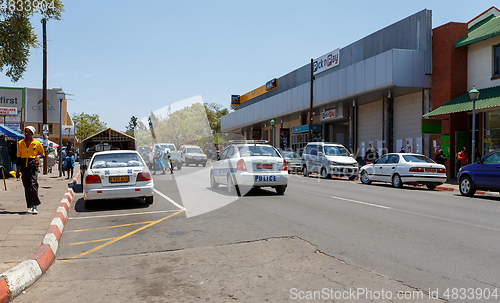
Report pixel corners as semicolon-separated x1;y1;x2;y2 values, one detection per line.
301;142;358;180
280;150;302;174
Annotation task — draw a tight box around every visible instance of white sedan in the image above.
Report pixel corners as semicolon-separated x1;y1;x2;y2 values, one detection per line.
210;140;288;195
358;153;447;190
82;150;154;208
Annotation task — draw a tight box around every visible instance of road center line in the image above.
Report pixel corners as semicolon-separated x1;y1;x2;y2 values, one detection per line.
330;196;392;209
154;189;186;210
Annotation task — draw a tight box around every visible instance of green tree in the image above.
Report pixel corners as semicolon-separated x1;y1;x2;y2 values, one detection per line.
0;1;64;82
71;112;107;141
204;102;229;134
125;116;138;137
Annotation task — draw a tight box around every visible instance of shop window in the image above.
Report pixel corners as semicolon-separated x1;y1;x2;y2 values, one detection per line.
494;44;500;78
484;110;500;153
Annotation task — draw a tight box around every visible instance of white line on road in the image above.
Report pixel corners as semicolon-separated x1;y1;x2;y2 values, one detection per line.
154;189;186;211
330;196;392;209
70;210;180;220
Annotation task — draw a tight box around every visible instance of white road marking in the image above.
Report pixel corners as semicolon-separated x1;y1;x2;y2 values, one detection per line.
154;188;186;210
70;210;180;220
330;196;392;209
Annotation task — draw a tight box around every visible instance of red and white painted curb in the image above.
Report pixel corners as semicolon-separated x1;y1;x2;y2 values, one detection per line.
0;177;78;303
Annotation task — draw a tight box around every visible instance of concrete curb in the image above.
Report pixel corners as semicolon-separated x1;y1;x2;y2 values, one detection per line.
0;176;79;303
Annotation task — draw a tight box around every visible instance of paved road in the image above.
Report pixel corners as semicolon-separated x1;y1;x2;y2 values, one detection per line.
13;165;500;302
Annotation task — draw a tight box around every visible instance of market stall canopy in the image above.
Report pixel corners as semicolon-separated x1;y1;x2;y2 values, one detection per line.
423;85;500;117
0;124;24;140
35;138;59;148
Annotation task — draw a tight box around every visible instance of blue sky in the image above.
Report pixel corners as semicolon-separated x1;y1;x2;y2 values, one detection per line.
2;0;498;130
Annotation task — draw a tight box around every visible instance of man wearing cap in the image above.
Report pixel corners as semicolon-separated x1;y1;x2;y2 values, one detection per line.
16;126;45;214
435;149;447;165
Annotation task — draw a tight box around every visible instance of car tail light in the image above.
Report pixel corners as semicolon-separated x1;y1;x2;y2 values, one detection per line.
237;159;247;171
282;159;287;171
409;167;425;173
437;168;446;174
137;172;151;181
85;175;101;184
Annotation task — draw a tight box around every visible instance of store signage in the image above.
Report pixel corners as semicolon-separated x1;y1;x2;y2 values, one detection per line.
422;119;442;134
292;124;322;133
313;48;340;75
280;128;290;150
266;78;277;91
0;107;17;115
0;87;23;110
231;95;240;106
25;88;60;123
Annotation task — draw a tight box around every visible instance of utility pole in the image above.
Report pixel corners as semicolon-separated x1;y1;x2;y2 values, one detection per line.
42;19;48;175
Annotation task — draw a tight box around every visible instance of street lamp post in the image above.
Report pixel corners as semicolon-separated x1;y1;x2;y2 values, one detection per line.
270;119;275;147
469;86;480;164
72;116;77;145
56;89;65;177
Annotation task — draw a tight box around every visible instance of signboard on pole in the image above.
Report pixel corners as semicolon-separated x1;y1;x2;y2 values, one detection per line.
313;48;340;75
0;107;18;115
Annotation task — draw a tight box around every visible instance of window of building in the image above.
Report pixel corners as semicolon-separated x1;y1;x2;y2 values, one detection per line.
494;44;500;78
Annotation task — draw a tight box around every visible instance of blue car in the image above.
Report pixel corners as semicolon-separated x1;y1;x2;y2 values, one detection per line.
457;149;500;196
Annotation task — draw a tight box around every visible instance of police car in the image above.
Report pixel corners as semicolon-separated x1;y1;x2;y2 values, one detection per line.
210;140;288;195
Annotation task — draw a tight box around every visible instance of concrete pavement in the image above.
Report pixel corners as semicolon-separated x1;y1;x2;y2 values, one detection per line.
0;165;78;303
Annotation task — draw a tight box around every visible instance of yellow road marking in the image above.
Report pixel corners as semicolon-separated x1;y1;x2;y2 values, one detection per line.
68;221;155;233
58;209;185;264
68;237;118;246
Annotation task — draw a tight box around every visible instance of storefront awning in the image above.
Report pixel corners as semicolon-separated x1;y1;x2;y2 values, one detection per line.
423;85;500;117
0;124;24;140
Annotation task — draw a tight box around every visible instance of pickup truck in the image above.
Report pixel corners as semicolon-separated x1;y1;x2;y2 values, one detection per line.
156;143;183;170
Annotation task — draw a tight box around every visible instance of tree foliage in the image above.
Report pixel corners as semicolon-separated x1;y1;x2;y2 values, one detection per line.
125;115;138;137
71;112;107;141
0;1;64;82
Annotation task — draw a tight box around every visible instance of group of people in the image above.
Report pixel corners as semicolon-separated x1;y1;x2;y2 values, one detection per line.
150;144;174;175
15;126;77;214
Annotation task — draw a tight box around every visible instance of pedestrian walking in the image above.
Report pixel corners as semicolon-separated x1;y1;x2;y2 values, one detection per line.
435;149;447;165
164;146;174;174
16;126;45;214
153;144;166;175
365;144;379;164
47;143;57;173
64;141;75;180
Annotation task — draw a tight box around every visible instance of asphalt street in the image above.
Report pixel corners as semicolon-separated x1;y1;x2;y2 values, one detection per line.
12;164;500;302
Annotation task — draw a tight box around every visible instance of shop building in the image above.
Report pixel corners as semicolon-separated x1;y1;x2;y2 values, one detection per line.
222;10;432;162
0;87;75;145
424;6;500;178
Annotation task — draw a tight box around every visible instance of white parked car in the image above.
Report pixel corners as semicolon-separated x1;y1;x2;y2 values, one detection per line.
301;142;358;179
82;150;154;208
358;153;447;189
179;145;207;167
210;140;288;195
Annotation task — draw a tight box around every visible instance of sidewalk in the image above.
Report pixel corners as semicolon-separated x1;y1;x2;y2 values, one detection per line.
0;165;79;302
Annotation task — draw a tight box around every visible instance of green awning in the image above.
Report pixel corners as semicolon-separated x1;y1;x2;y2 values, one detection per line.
455;14;500;48
423;85;500;117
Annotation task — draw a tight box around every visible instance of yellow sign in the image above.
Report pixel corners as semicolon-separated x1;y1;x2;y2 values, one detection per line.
240;79;278;104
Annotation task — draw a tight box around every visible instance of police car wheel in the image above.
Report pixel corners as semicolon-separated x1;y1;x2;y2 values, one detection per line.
275;185;286;195
227;174;240;196
210;171;219;189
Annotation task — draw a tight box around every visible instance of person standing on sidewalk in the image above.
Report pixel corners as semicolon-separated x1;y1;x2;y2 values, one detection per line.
64;141;75;180
456;147;468;170
16;126;45;214
435;149;447;165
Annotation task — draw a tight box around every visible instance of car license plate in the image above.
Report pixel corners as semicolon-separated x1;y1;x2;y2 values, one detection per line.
425;168;437;173
257;164;273;169
109;176;130;183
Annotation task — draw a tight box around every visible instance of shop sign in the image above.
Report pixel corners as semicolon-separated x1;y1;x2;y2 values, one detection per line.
292;124;322;133
0;87;23;110
231;95;240;105
0;107;17;115
313;48;340;75
25;88;61;123
422;118;442;134
266;78;277;91
280;128;290;150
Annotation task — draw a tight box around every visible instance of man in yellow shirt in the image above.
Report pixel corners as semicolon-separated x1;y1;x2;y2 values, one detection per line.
16;126;45;214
